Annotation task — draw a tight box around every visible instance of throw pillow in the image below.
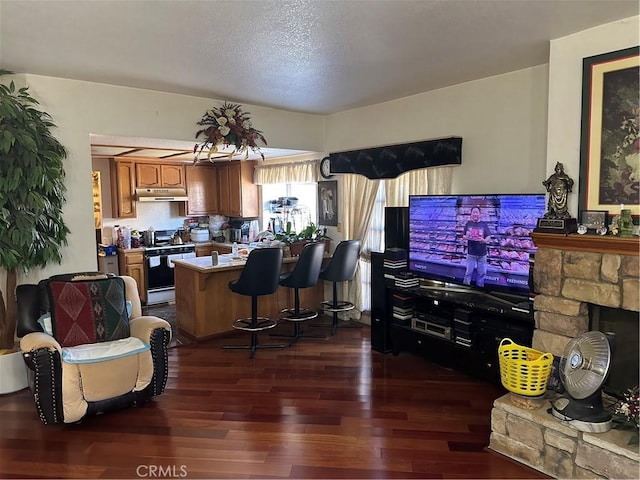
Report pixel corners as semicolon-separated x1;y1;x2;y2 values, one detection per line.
47;276;130;347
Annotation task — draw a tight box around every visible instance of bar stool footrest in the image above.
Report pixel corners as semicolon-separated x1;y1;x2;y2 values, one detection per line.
280;308;319;322
232;317;278;332
321;300;355;313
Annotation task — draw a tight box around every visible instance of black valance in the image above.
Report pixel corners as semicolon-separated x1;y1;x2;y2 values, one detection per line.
328;136;462;179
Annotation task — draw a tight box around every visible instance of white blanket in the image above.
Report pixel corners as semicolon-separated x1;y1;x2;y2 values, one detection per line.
62;337;150;364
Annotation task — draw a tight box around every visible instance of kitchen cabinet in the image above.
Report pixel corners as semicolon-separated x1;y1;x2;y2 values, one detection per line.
216;161;259;218
195;242;232;257
110;160;136;218
118;249;146;303
136;163;185;188
215;244;232;255
195;243;215;257
179;165;218;216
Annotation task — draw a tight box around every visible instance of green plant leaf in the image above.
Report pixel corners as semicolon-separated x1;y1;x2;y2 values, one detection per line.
0;71;69;344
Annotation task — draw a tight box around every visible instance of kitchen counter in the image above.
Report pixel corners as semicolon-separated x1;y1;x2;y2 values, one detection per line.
172;253;246;272
172;251;327;341
172;250;304;272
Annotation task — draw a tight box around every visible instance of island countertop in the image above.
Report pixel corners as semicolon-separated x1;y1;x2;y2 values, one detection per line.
172;251;325;273
171;253;247;273
172;251;327;341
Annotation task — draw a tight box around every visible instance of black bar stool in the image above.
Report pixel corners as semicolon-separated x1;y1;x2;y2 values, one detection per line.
315;239;361;335
271;241;326;345
223;247;286;358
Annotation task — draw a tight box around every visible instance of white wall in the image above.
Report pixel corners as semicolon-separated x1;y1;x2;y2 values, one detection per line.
546;15;640;218
4;75;324;290
324;65;550;196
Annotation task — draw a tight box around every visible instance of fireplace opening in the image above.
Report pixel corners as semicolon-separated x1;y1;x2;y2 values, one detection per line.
590;305;639;399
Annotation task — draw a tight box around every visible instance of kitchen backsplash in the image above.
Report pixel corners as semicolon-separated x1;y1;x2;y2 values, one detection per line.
101;202;193;244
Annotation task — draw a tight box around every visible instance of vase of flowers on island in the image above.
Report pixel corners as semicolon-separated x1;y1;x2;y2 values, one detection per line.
194;102;267;161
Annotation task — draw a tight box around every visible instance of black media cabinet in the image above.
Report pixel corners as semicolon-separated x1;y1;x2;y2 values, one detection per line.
371;252;535;384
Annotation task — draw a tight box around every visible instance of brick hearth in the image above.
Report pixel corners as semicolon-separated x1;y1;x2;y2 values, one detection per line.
489;233;639;479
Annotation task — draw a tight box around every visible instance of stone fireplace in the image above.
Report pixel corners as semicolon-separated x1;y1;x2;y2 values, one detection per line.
489;233;639;479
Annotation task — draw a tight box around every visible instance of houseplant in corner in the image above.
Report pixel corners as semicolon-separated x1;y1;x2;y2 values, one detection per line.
0;71;70;365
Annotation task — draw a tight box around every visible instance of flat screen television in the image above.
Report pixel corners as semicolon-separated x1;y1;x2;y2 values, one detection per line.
408;194;546;300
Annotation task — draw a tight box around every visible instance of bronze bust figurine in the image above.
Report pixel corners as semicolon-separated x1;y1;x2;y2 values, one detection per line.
542;162;574;219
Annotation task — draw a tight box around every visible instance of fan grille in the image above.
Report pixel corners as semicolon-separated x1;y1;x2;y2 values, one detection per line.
559;331;611;399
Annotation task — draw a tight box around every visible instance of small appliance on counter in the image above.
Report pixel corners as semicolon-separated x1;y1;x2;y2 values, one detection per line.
171;231;184;245
240;222;250;242
230;228;241;243
190;228;210;243
142;228;155;247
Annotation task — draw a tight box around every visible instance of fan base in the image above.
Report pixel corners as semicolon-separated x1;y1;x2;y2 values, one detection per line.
551;397;612;433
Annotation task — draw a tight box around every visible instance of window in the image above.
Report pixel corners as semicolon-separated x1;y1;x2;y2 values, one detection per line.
261;183;318;233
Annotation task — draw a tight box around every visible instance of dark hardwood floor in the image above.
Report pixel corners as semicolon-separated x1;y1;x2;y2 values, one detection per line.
0;322;549;479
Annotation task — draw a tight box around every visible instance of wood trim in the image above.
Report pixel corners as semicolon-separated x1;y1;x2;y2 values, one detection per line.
531;232;640;256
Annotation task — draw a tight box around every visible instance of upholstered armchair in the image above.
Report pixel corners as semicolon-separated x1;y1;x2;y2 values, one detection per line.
16;273;172;424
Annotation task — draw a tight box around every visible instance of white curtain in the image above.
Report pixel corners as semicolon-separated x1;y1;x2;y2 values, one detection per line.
386;166;454;205
254;159;318;184
340;174;380;318
358;165;455;314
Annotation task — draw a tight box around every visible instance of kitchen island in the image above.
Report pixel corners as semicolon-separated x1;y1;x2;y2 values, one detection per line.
172;252;326;341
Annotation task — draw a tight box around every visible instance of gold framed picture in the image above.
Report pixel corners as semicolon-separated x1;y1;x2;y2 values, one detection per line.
578;46;639;217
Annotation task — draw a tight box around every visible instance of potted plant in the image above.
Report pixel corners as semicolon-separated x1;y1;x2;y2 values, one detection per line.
288;222;332;257
0;71;70;354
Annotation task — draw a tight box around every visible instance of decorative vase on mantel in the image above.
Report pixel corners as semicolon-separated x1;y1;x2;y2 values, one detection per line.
618;209;634;237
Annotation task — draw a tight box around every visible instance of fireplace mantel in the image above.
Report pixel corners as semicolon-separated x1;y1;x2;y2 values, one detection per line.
492;231;639;478
531;232;640;256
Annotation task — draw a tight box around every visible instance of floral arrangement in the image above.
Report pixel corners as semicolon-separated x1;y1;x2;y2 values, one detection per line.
194;102;267;161
612;385;639;445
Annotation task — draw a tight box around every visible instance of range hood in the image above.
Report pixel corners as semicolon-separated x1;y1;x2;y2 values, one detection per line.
135;188;188;202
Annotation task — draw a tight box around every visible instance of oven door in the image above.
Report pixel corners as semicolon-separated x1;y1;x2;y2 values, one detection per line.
145;254;176;305
147;254;175;290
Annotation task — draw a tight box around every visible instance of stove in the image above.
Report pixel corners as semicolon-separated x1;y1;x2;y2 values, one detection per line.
142;230;196;305
144;243;196;256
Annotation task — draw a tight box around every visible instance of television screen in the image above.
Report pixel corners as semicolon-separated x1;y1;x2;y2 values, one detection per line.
408;194;546;297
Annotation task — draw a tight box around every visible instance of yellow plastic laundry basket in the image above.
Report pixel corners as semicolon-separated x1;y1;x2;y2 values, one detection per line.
498;338;554;397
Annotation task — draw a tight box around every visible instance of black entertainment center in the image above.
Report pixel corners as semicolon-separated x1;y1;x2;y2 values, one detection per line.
371;202;539;384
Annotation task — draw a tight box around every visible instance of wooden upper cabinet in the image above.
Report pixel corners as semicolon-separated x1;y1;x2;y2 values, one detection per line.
136;163;185;188
110;160;136;218
216;161;259;218
217;163;231;215
180;165;218;216
136;164;161;187
160;164;185;188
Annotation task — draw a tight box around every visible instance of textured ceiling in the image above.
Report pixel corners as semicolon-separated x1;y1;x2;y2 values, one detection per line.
1;0;638;116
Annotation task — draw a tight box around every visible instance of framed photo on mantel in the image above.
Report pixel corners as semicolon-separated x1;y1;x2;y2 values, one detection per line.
578;46;640;218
